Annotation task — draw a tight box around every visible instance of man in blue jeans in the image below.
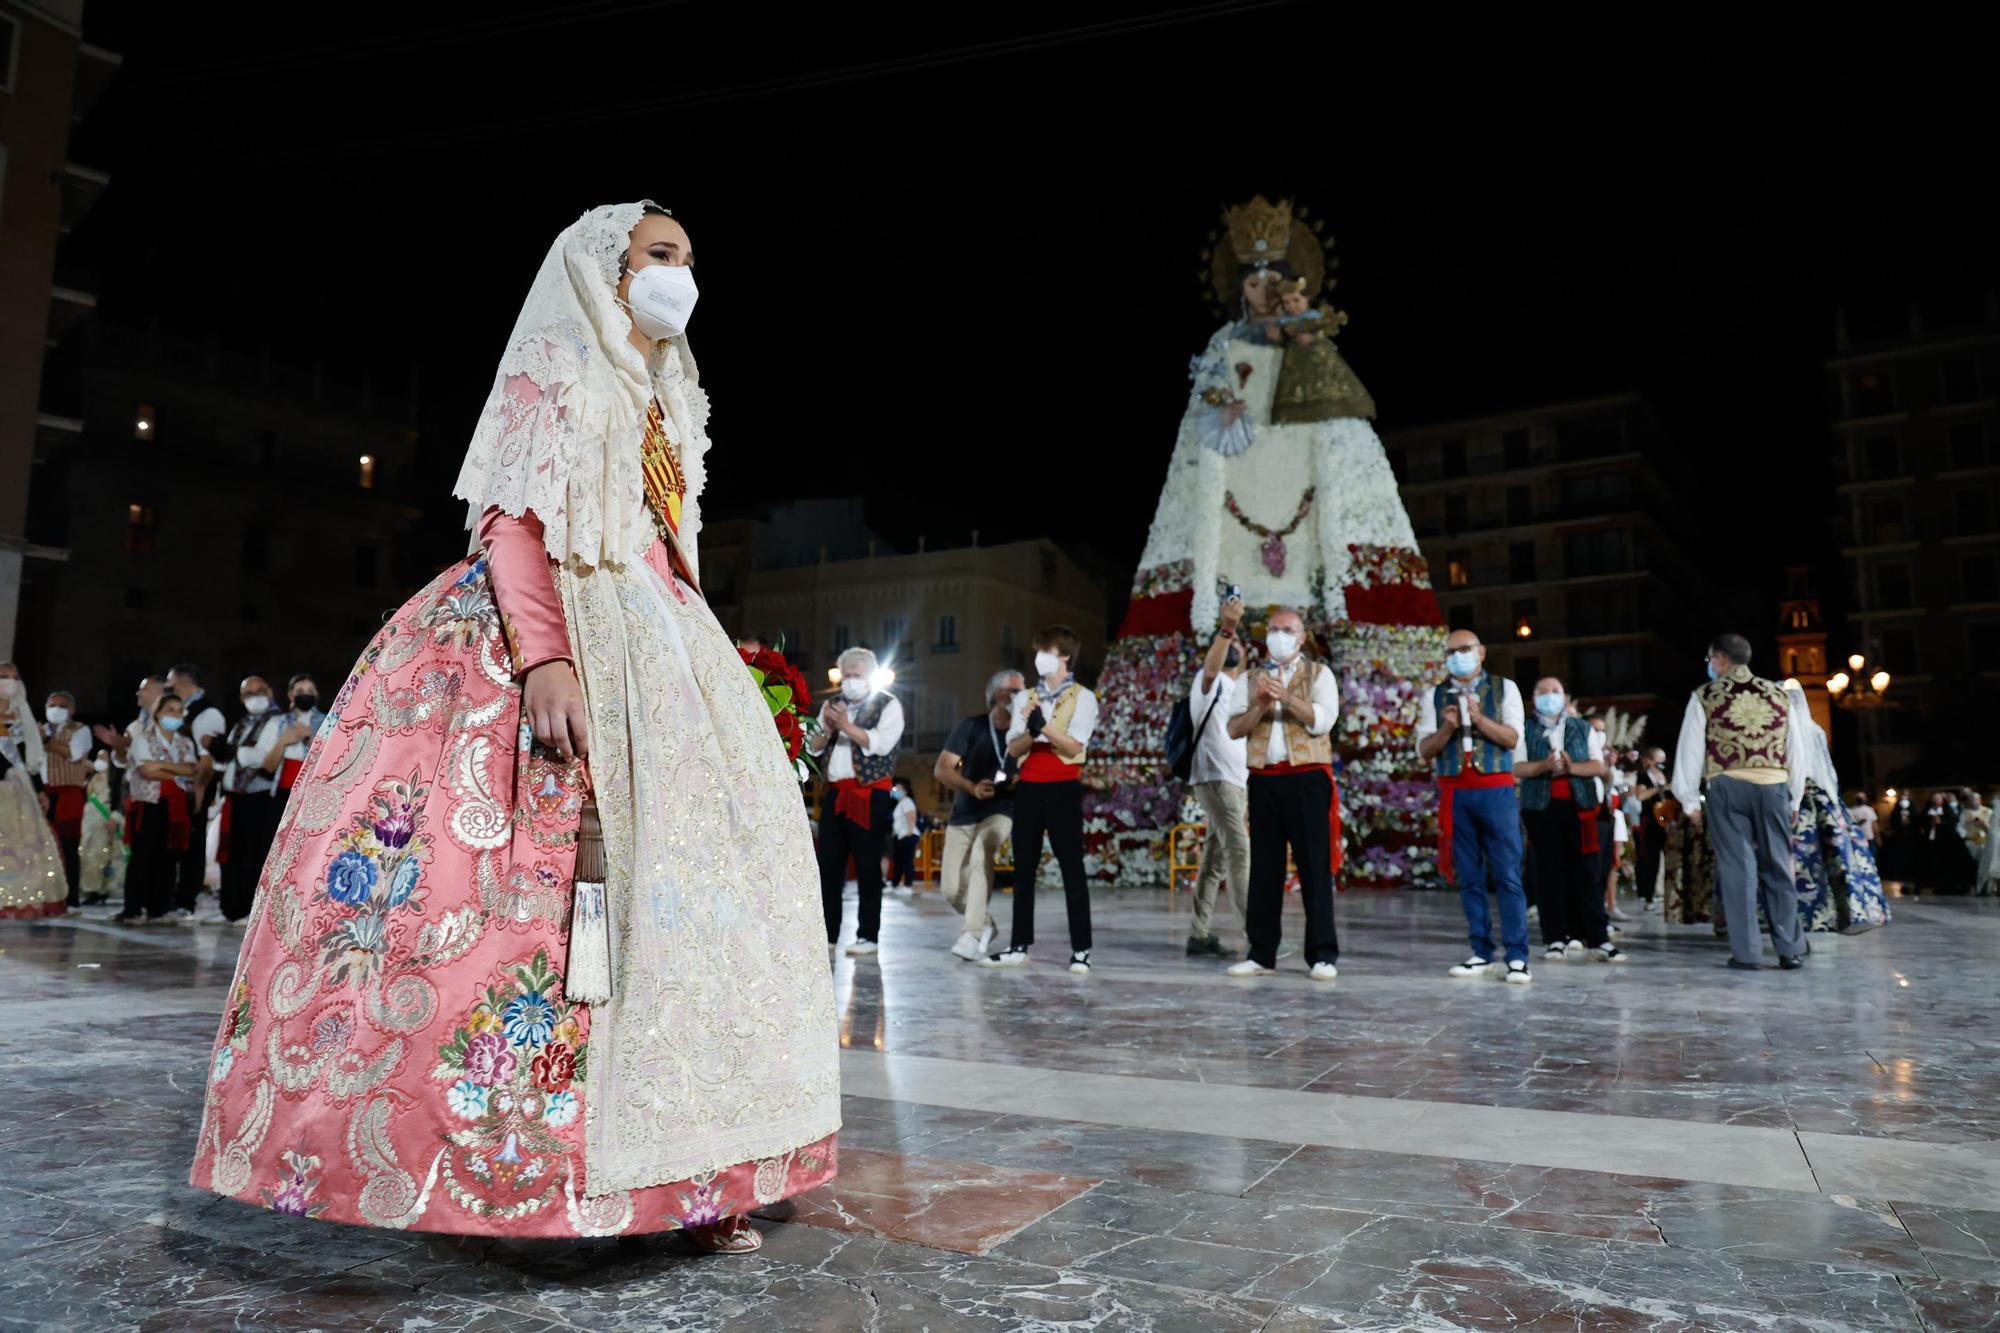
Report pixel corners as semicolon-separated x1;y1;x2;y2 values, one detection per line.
1416;628;1531;982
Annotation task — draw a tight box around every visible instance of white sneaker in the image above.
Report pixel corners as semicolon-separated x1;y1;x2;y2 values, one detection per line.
1448;957;1495;978
949;932;981;961
845;939;878;956
1504;961;1533;984
1545;943;1567;961
1068;951;1091;975
1609;907;1633;922
1309;962;1338;982
1225;959;1276;978
1644;901;1661;913
1598;943;1628;963
1608;924;1624;939
979;948;1029;968
1564;938;1586;956
170;909;197;926
1526;905;1539;920
977;921;997;955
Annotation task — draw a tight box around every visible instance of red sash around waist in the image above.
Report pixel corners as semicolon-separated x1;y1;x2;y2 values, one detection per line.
1546;779;1601;854
831;776;892;828
279;758;305;790
48;785;86;839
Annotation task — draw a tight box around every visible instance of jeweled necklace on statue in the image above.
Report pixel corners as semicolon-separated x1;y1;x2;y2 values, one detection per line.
1224;486;1316;577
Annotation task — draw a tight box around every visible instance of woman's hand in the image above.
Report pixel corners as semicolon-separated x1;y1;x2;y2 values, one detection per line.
524;661;590;763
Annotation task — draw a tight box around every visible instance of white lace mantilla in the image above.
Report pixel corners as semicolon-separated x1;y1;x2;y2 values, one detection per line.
451;201;712;576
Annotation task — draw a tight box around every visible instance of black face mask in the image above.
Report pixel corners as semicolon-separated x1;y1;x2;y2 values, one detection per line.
1224;645;1242;671
292;694;319;713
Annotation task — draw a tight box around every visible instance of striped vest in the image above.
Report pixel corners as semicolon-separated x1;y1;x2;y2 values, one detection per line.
1519;716;1599;813
43;722;91;788
1431;676;1513;777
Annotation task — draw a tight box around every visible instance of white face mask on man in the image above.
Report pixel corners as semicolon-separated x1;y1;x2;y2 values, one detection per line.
243;695;272;715
1033;651;1064;680
840;676;871;703
621;264;699;341
1265;629;1301;663
45;705;71;726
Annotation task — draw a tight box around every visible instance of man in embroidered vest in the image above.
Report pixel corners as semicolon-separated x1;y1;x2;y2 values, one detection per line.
1223;608;1342;982
1670;633;1809;970
1515;677;1625;964
982;626;1099;974
814;646;905;956
1415;628;1530;982
40;689;93;908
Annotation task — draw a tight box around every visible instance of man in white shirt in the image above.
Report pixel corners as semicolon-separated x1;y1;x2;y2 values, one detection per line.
40;688;94;906
1415;628;1529;981
1845;792;1877;846
1186;594;1252;958
813;647;905;955
1671;633;1809;970
981;626;1100;974
1223;608;1341;982
166;663;228;922
213;675;287;924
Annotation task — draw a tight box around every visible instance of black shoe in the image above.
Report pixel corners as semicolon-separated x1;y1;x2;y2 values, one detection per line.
1778;955;1804;970
1726;959;1764;971
1185;935;1227;957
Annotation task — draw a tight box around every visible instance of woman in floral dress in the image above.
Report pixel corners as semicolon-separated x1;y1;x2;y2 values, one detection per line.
1785;683;1889;931
189;202;840;1250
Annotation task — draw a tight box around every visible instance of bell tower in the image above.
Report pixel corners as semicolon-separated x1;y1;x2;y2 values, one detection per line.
1776;565;1832;734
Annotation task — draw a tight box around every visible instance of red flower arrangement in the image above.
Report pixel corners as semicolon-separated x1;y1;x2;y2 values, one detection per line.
738;640;823;779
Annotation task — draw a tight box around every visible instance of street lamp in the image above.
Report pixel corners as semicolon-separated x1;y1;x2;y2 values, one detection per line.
1827;653;1892;710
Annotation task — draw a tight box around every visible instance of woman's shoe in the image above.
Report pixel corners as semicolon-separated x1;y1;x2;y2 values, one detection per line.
686;1215;763;1254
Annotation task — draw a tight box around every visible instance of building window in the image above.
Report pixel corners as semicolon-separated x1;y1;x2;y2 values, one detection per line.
1872;561;1913;610
881;616;908;649
1441;438;1468;479
1969;621;2000;666
934;614;959;653
242;524;269;573
1511;598;1538;640
1864;495;1907;544
1949;422;1991;470
1938;356;1983;405
1447;602;1474;631
1514;655;1541;687
1879;626;1920;672
1560;470;1633;511
126;503;157;556
1446;553;1471;587
1506;485;1532;526
1574;645;1639;694
1444;493;1469;532
1849;369;1899;417
832;624;850;653
1563;530;1629;577
1000;623;1015;658
1962;553;2000;603
1503;429;1531;470
0;15;20;95
354;546;377;589
1509;541;1537;583
1955;486;1994;537
1862;435;1902;480
357;454;376;489
134;404;156;442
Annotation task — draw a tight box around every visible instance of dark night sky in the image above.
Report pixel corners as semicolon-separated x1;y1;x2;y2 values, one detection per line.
65;3;1998;610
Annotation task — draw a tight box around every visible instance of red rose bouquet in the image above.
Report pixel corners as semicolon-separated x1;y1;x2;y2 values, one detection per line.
738;639;822;782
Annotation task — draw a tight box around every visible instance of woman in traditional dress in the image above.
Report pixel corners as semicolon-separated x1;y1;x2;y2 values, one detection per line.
1784;683;1889;931
189;202;840;1249
0;663;69;919
77;751;126;905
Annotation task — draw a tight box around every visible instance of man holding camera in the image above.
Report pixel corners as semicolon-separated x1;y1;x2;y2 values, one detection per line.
934;670;1024;960
1415;628;1529;982
1186;593;1253;958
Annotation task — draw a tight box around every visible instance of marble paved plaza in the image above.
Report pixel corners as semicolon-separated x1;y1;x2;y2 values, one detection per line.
5;885;2000;1330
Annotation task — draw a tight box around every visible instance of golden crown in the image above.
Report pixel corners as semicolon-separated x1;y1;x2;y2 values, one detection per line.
1224;194;1295;264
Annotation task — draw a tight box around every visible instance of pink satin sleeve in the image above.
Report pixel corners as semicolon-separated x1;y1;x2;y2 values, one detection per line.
478;506;573;675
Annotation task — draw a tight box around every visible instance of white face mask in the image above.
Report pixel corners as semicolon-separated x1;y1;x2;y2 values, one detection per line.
0;679;18;699
622;264;698;341
45;705;71;725
1265;629;1300;663
94;758;110;773
243;695;272;715
1034;651;1063;680
840;675;871;703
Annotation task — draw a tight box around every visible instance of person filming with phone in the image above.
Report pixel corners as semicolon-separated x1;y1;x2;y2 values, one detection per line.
1184;589;1252;959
